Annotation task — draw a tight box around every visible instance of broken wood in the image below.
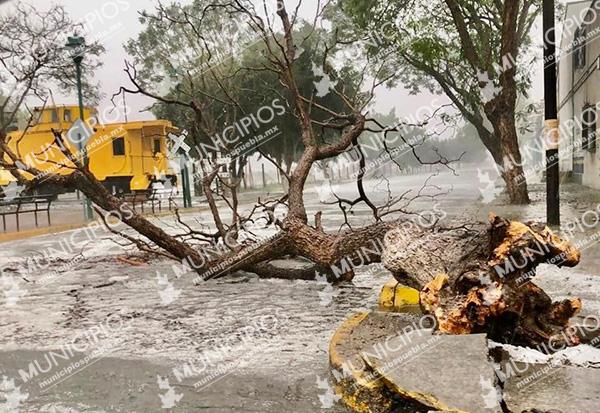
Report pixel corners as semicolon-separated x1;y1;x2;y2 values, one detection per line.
382;213;582;348
117;256;147;267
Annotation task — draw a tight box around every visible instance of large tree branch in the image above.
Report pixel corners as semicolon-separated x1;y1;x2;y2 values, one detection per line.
445;0;482;70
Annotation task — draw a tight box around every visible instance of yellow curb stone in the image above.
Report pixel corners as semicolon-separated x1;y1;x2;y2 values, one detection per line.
328;312;394;413
378;279;420;311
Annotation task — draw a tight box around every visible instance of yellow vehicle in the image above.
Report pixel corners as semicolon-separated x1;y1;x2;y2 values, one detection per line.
1;105;178;195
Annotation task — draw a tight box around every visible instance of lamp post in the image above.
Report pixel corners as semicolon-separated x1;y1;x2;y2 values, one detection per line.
65;35;93;221
543;0;560;226
180;156;192;208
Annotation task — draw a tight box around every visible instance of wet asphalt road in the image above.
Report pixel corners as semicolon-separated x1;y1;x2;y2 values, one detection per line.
1;169;600;412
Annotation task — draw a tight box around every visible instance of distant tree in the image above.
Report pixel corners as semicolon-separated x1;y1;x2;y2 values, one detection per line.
125;4;361;178
0;3;103;180
434;123;487;164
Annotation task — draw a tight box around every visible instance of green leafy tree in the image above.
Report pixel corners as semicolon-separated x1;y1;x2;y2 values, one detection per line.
342;0;541;204
125;3;362;177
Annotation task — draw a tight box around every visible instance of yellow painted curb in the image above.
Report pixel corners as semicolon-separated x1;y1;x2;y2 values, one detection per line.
330;289;469;412
378;279;420;311
0;223;84;243
329;312;369;368
363;355;468;413
328;312;393;413
329;309;466;413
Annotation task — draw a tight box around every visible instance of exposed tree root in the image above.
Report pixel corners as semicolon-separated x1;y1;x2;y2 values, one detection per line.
383;213;582;349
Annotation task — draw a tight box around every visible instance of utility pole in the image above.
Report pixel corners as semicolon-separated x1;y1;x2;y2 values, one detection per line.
543;0;560;226
180;156;192;208
66;35;93;222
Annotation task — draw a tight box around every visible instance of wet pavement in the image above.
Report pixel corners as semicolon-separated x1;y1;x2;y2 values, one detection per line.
1;168;600;412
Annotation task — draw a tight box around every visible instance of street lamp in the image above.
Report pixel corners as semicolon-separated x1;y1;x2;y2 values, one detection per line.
65;34;93;221
543;0;560;226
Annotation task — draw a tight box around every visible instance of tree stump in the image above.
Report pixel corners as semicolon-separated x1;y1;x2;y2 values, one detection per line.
382;214;582;348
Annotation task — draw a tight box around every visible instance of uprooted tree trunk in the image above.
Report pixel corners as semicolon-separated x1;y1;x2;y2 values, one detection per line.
382;213;581;348
31;165;392;282
40;164;582;349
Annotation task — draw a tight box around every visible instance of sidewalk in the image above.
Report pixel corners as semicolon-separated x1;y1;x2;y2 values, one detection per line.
329;278;600;413
0;194;206;243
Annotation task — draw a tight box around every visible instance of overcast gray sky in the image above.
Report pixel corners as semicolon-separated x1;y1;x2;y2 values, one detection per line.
5;0;549;124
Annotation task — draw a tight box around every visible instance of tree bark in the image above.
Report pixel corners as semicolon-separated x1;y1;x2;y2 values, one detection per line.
443;0;531;205
382;214;581;348
39;168;397;283
488;110;530;204
64;170;206;266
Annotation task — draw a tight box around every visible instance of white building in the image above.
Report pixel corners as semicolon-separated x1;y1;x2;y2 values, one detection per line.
558;0;600;187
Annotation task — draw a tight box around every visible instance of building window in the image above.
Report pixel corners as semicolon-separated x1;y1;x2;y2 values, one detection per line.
64;109;72;122
582;104;597;151
112;137;126;156
51;109;59;123
573;26;587;70
153;138;161;154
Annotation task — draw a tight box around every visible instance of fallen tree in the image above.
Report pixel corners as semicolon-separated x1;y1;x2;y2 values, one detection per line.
2;0;458;281
382;213;582;348
3;0;573;351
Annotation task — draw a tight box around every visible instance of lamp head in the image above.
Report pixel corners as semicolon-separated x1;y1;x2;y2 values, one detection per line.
65;34;85;63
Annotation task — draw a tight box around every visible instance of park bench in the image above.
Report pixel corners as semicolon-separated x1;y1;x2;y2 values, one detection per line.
0;195;53;232
121;186;177;214
122;192;150;213
146;186;178;214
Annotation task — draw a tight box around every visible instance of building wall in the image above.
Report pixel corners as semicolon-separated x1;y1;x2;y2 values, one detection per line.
558;48;575;173
577;13;600;189
559;1;600;189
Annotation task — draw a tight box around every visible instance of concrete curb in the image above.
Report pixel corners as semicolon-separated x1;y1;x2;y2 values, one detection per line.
329;279;600;413
327;281;453;413
0;223;83;243
328;312;394;413
328;309;475;413
327;280;424;413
